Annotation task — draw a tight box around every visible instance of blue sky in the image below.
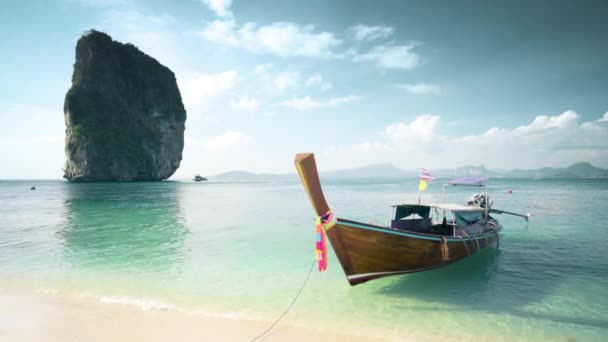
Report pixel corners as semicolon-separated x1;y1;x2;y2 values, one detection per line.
0;0;607;179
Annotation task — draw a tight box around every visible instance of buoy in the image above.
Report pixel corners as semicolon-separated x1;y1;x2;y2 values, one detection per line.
507;189;512;194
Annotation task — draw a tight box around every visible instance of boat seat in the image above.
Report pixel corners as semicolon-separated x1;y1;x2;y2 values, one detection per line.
391;218;432;232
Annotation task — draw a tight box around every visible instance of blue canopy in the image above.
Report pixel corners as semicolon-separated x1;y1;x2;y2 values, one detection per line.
448;176;486;186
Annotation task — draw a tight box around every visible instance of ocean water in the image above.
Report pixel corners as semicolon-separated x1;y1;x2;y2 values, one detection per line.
0;178;607;341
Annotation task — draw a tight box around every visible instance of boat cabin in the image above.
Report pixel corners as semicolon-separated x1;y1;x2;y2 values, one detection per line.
390;177;496;237
390;203;488;236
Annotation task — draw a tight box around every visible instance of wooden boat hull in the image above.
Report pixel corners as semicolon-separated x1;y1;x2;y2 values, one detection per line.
327;218;498;285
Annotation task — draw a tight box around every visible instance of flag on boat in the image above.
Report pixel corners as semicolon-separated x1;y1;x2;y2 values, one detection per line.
419;168;435;191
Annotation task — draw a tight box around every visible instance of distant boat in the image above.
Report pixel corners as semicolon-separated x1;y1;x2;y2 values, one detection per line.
294;153;529;286
193;174;207;182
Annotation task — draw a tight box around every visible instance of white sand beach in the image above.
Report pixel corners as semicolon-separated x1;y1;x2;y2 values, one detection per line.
0;288;384;342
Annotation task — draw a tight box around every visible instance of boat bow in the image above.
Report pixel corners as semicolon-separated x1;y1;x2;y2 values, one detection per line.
294;153;330;216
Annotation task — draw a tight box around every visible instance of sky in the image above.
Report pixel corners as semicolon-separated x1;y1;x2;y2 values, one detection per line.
0;0;607;179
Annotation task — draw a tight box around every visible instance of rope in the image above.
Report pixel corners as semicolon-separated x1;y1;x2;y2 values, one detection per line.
460;231;471;254
440;237;450;261
491;228;500;249
461;230;479;253
249;259;316;342
458;235;471;256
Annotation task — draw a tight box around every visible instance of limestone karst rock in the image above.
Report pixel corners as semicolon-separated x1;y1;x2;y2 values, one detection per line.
63;30;186;181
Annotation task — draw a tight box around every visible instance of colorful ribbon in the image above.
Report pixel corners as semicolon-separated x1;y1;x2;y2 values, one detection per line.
315;210;336;272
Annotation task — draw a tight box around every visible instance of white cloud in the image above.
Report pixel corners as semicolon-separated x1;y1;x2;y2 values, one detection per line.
197;19;238;45
273;72;299;91
581;113;608;129
184;135;204;146
203;116;219;124
512;110;579;135
204;131;253;151
254;68;334;94
305;73;333;92
453;111;608;153
239;22;341;58
202;0;233;18
1;136;64;145
320;83;333;92
98;9;179;67
323;111;608;170
179;70;239;107
196;19;425;71
253;63;273;77
351;142;390;153
385;115;440;143
398;83;441;95
0;102;66;178
351;24;394;41
305;73;323;87
280;95;361;111
230;96;260;111
354;43;421;69
198;20;342;58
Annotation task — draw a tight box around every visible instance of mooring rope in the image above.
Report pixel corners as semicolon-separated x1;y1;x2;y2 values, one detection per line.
491;228;500;249
249;259;316;342
460;230;479;254
458;235;471;256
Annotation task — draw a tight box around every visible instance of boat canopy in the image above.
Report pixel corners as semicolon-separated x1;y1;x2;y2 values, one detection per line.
391;204;431;220
430;203;485;212
448;177;486;186
392;203;485;213
454;210;484;227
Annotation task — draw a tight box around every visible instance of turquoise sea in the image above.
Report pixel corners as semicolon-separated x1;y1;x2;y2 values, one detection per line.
0;178;607;341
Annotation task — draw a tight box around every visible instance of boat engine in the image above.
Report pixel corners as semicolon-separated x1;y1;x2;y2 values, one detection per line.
468;193;489;208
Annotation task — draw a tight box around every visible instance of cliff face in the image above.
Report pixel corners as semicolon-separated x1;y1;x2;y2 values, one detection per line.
63;30;186;181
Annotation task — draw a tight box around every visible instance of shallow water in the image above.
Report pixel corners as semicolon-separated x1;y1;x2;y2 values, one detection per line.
0;178;606;340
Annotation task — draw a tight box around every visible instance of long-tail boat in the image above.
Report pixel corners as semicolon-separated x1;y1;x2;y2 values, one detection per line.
295;153;529;286
193;174;207;182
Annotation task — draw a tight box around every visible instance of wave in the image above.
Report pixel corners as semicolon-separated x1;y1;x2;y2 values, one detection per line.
34;287;259;321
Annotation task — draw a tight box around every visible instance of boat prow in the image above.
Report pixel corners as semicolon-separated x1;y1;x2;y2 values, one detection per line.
294;153;330;216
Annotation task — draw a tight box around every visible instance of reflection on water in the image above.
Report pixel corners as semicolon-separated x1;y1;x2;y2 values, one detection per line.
58;182;189;275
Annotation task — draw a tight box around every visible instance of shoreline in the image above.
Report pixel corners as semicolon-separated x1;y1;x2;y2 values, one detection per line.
0;287;385;342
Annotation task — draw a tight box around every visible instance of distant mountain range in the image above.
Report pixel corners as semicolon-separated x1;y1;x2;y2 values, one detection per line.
210;162;608;181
